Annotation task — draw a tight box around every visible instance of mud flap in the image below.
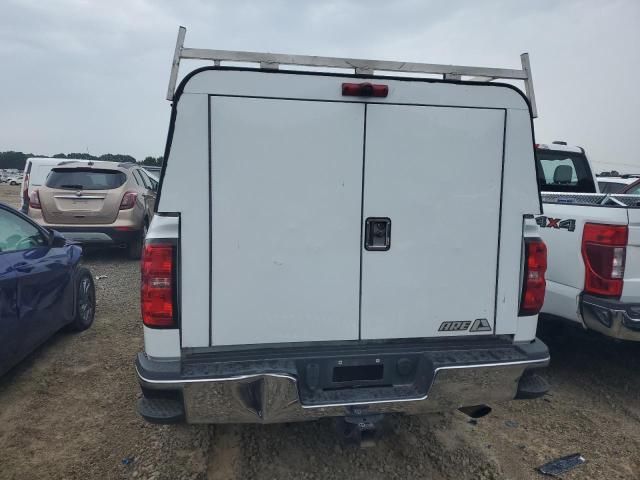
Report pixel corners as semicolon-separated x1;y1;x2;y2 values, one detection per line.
515;371;549;400
138;396;185;424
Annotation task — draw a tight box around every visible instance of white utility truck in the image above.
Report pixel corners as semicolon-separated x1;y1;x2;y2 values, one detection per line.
20;157;91;214
536;143;640;341
136;27;550;438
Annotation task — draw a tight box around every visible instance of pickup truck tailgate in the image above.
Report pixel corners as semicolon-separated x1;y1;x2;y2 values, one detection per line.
623;209;640;302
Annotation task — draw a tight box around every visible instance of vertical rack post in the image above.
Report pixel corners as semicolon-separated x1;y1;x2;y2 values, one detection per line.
166;26;187;101
520;53;537;118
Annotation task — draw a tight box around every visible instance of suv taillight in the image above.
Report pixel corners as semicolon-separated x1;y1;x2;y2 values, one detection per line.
29;190;41;209
582;223;627;298
141;243;176;328
520;237;547;316
120;191;138;210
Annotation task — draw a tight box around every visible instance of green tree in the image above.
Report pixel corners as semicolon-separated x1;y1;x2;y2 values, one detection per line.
141;156;163;166
99;153;137;163
0;151;28;169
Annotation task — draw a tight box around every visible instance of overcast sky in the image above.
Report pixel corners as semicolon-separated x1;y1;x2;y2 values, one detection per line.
1;0;638;172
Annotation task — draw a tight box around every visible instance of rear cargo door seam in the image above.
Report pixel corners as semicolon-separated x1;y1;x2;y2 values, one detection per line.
208;95;213;346
493;110;508;333
358;104;368;340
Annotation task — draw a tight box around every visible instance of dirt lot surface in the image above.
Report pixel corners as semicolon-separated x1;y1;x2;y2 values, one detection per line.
1;182;639;479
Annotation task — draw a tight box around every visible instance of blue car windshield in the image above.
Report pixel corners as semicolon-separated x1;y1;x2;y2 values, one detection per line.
0;209;46;252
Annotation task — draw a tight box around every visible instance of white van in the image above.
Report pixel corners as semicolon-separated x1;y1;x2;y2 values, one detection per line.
20;158;90;213
136;28;550;436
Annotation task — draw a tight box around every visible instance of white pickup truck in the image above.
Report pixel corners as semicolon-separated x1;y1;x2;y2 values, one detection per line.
536;143;640;341
135;28;550;435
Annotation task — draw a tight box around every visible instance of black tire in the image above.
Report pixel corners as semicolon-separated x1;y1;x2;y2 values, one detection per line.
68;267;96;332
128;221;147;260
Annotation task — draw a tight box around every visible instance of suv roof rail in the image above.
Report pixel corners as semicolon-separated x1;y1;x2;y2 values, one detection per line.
166;26;538;117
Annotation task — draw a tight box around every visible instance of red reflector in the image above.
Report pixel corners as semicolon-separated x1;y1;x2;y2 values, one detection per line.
519;238;547;316
120;191;138;210
29;189;41;209
141;244;176;328
582;223;628;298
342;82;388;97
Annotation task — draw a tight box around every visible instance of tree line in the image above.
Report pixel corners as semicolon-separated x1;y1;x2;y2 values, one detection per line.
0;151;163;170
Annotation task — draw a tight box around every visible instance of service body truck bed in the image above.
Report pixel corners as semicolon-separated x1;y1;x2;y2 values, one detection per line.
537;143;640;341
136;28;549;427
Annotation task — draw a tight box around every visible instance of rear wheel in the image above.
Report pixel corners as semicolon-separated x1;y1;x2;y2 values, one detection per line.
128;222;147;260
68;267;96;332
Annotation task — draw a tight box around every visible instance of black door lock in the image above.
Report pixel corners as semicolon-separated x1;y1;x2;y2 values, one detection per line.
364;217;391;251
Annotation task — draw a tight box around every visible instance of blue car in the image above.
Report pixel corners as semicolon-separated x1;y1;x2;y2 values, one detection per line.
0;202;95;376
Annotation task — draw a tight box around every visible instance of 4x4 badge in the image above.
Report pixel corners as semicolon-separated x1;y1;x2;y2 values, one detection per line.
470;318;492;332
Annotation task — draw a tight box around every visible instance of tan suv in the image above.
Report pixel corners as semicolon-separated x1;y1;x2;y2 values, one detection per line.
27;161;157;259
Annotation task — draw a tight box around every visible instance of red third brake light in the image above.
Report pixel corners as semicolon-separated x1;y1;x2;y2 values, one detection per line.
582;223;628;298
520;238;547;316
29;190;41;209
120;191;138;210
342;82;388;97
141;244;176;328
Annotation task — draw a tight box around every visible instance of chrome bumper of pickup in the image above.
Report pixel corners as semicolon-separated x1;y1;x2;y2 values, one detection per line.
581;294;640;341
136;339;549;424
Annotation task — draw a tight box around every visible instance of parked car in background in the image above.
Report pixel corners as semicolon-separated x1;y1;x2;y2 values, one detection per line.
20;157;91;214
597;175;640;195
535;143;640;341
141;169;159;189
0;202;95;377
535;141;598;193
27;161;156;259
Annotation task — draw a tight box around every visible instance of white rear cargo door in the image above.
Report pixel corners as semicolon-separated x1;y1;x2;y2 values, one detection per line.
361;104;505;339
210;97;364;346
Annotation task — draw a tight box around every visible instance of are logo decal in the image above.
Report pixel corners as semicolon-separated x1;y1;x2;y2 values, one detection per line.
438;319;492;332
535;215;576;232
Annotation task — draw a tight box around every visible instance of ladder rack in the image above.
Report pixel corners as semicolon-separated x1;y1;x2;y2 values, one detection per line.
167;26;538;117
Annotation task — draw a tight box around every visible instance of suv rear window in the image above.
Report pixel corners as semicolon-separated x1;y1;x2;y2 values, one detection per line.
536;149;597;193
46;168;127;190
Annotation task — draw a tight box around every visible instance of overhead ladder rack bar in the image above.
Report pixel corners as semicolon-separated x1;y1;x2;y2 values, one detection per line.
166;26;538;117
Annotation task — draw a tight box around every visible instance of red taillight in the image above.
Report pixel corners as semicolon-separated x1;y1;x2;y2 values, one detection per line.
342;82;388;97
120;191;138;210
29;189;41;209
520;238;547;316
22;173;30;206
141;243;176;328
582;223;628;298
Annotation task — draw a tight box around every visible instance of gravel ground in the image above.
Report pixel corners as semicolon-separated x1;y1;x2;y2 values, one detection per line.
1;183;639;479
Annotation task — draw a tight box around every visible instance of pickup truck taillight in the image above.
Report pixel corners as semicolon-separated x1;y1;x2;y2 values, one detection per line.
582;223;628;298
29;190;41;209
520;238;547;316
141;243;176;328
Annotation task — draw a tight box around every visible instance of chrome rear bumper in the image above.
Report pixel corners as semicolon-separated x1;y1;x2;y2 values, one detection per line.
136;338;549;424
581;294;640;341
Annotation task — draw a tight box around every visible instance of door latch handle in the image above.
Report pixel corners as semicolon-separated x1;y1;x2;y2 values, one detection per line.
364;217;391;251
